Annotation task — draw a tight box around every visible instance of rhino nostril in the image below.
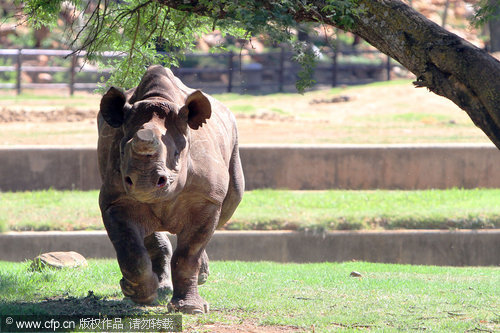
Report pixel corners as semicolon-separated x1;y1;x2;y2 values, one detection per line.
157;176;167;188
125;176;133;186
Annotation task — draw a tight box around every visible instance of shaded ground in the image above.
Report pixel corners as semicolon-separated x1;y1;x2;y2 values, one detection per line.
1;297;301;333
0;81;491;145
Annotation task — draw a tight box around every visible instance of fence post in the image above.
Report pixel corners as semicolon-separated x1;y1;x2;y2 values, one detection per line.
227;51;233;93
16;49;22;95
278;47;285;92
386;56;391;81
332;50;338;87
69;54;77;95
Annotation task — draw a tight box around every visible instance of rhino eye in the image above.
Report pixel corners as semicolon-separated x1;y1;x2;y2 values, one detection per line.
174;150;180;158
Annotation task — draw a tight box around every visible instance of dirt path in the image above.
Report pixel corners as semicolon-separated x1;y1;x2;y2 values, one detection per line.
0;82;490;145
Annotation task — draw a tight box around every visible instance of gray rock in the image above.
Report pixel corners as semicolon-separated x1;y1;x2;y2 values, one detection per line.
31;251;88;271
349;271;363;278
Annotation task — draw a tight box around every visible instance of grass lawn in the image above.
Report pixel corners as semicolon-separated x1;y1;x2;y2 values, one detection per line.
0;260;498;332
1;189;500;232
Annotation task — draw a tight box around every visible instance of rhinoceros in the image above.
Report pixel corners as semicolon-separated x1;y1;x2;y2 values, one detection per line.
97;65;244;314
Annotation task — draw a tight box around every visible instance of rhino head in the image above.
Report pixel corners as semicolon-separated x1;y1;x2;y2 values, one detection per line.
100;87;211;202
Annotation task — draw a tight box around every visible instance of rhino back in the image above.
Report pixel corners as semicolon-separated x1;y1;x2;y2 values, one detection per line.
131;66;194;104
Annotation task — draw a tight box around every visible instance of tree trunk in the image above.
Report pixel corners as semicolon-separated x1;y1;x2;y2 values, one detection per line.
315;0;500;149
159;0;500;148
489;0;500;52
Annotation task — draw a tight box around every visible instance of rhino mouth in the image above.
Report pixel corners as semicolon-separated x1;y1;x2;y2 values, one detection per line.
122;171;174;203
126;186;170;203
125;175;168;188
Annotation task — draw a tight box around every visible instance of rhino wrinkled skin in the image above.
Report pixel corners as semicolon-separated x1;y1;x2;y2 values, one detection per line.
97;65;244;314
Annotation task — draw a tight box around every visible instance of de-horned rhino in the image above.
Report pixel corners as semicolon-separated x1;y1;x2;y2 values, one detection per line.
97;65;244;314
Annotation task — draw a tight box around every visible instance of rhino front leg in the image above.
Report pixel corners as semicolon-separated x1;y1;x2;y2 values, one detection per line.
168;205;219;314
102;206;159;304
145;232;173;298
168;243;209;314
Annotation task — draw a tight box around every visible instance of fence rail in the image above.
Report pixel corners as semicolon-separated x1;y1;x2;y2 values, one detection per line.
0;48;395;95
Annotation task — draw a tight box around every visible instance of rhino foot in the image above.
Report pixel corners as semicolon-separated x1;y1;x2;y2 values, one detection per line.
168;295;209;314
120;274;158;305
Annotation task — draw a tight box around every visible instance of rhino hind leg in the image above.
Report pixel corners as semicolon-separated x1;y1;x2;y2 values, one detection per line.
144;232;173;298
218;143;244;228
198;250;209;285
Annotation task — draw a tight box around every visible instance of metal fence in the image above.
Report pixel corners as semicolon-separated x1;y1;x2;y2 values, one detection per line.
0;49;116;94
0;48;394;95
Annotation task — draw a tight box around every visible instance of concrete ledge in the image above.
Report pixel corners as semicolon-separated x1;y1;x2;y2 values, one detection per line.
0;146;99;191
2;144;500;191
1;230;498;266
241;143;500;190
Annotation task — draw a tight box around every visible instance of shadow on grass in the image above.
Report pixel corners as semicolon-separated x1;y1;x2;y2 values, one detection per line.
0;293;170;316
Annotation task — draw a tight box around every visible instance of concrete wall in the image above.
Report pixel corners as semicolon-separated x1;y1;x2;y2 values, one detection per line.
241;144;500;190
1;230;498;266
2;144;500;191
0;146;100;191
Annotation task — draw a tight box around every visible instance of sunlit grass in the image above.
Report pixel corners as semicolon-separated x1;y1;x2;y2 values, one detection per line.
0;260;498;332
2;189;500;231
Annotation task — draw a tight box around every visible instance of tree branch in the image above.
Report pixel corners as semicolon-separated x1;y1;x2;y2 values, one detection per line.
152;0;500;148
345;0;500;148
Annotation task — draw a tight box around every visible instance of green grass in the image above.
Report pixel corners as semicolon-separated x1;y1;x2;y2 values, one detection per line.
1;189;500;232
357;112;453;124
391;112;450;123
0;260;498;332
229;104;291;117
0;190;101;231
230;189;500;230
213;92;297;101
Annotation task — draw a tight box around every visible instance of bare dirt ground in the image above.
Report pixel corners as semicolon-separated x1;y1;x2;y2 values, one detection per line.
0;81;491;146
186;319;302;333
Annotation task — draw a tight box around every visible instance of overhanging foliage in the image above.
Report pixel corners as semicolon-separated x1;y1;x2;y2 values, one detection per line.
15;0;359;91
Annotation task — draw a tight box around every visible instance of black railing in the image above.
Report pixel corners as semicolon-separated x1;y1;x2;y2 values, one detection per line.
0;48;395;95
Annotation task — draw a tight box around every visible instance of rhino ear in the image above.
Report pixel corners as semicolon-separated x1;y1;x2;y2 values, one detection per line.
100;87;127;128
179;90;212;130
